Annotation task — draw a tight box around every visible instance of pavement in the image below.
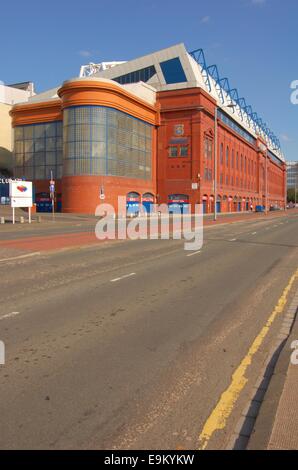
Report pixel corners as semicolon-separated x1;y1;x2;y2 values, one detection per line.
0;210;297;449
247;288;298;450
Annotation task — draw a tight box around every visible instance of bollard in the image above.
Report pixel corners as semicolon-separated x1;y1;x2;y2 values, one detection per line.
37;216;42;223
20;216;24;224
0;217;5;224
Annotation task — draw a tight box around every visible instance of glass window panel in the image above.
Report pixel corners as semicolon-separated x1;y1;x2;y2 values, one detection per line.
45;122;56;137
24;140;34;153
46;152;56;166
46;137;56;151
35;139;45;152
14;127;24;141
56;136;62;150
14;141;23;154
15;154;24;166
24;126;34;139
64;159;75;176
34;124;45;139
35;152;46;165
24;152;34;164
91;125;105;142
56;150;62;165
92;141;106;158
57;165;63;179
24;167;34;179
14;166;24;178
56;122;63;136
180;146;188;157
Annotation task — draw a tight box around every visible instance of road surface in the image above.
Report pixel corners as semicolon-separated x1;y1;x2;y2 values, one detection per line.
0;212;297;449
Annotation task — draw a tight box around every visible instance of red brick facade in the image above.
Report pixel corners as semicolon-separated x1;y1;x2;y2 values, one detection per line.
157;87;286;213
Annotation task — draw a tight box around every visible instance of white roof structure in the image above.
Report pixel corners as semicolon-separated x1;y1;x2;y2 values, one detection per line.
86;43;284;162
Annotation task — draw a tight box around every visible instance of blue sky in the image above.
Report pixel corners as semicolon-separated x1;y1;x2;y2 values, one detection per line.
1;0;297;160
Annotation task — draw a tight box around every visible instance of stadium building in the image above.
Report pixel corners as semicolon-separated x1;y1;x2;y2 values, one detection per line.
10;44;286;214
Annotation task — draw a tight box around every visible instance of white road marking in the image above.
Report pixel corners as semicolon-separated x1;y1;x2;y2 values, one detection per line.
0;252;41;263
0;311;20;321
186;250;201;257
251;232;257;235
110;272;136;282
229;238;237;242
274;225;279;227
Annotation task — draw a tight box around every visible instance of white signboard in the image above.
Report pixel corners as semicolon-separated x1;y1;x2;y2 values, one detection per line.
11;197;33;208
9;181;32;199
9;181;33;223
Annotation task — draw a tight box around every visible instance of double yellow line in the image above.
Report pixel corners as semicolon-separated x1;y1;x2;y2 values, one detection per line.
198;268;298;450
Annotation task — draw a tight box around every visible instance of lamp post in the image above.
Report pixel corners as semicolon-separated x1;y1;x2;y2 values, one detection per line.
213;103;236;221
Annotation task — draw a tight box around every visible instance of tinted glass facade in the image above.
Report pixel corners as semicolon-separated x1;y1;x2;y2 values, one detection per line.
63;106;152;179
218;109;256;146
113;66;156;85
14;122;63;180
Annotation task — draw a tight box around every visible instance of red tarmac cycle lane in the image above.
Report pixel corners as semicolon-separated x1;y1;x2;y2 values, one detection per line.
0;210;296;254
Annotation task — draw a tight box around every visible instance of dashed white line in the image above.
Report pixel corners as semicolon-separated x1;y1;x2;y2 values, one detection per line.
186;250;201;257
229;238;237;242
0;311;20;321
110;272;136;282
0;252;41;263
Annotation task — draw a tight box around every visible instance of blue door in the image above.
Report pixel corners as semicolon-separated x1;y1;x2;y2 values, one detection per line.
203;200;207;214
216;201;221;213
127;192;140;215
142;193;154;213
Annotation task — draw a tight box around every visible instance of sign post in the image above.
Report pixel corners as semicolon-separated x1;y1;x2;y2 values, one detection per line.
50;171;55;221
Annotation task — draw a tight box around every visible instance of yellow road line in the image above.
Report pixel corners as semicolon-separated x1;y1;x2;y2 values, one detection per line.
198;268;298;450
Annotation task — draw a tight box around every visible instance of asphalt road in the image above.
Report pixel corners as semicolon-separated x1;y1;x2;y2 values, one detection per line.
0;213;297;449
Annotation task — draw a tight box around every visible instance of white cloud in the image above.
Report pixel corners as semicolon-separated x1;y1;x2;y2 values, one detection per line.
78;50;93;58
251;0;266;5
280;133;292;143
200;15;211;24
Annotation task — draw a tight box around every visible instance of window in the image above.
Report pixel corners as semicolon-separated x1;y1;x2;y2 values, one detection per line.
114;65;156;85
63;106;152;179
226;146;229;166
226;175;229;185
232;149;234;168
236;152;239;170
169;146;178;157
204;138;213;160
14;121;63;180
180;146;188;157
217;109;256;146
160;57;187;84
220;143;223;164
220;173;223;184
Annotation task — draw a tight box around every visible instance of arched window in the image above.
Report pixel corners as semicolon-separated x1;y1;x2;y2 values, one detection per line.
226;146;229;166
220;143;223;164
